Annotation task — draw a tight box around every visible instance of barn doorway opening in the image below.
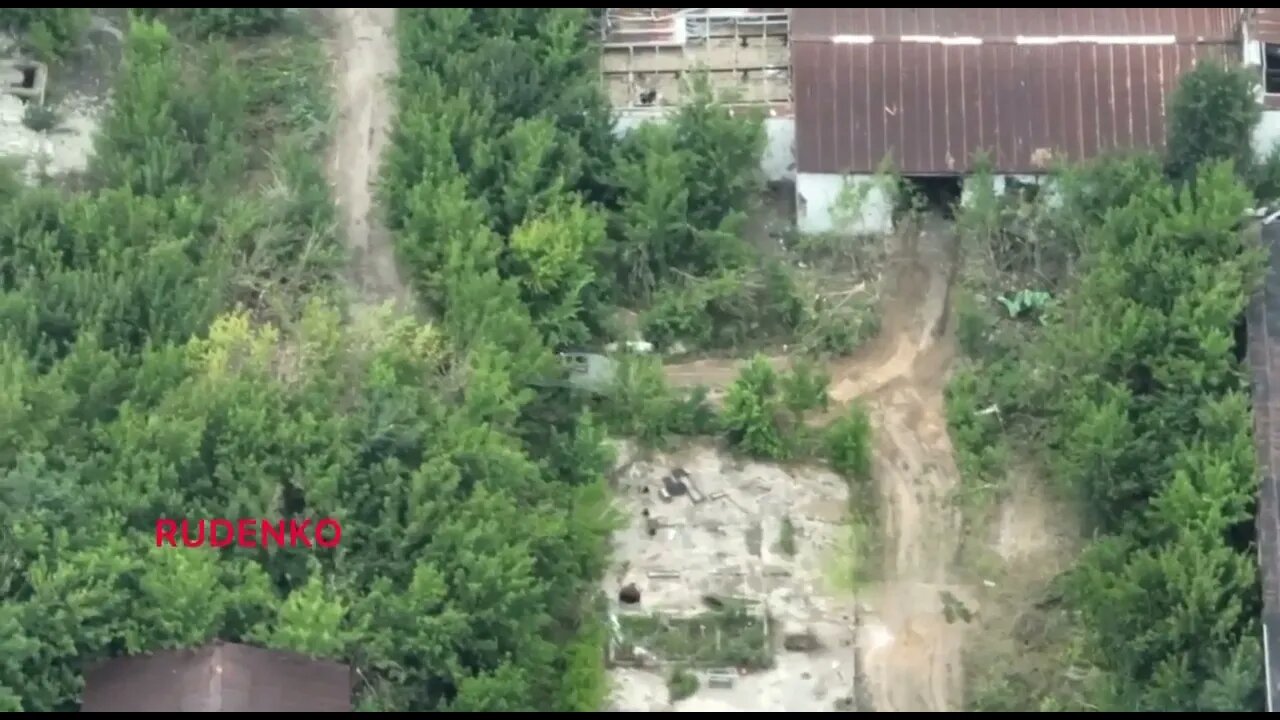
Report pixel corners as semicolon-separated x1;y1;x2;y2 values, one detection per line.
898;176;962;220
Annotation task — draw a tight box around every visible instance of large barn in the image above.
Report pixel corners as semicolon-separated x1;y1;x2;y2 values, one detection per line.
788;8;1247;232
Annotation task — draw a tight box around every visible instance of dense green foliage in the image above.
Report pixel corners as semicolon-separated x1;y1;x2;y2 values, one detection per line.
953;63;1268;711
1047;162;1263;709
0;18;339;710
1;12;620;712
0;8;89;59
825;404;873;483
1166;60;1262;187
178;8;289;37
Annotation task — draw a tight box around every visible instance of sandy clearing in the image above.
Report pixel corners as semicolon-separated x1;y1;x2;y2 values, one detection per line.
662;217;969;711
325;8;413;311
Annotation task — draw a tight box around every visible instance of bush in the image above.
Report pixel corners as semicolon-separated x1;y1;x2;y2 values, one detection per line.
601;354;717;445
1165;59;1261;185
640;263;804;353
667;667;699;702
722;355;789;460
799;296;880;358
21;104;59;133
943;365;1008;491
0;9;89;60
780;357;829;418
825;403;873;482
179;8;289;38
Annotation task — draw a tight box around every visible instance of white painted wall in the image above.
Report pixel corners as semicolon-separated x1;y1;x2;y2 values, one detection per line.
1257;112;1280;158
611;109;796;182
795;173;894;235
1241;35;1280;158
799;171;1065;236
761;116;796;181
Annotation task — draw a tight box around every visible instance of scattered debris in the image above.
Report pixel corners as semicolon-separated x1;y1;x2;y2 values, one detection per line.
705;669;737;689
662;473;689;498
940;590;975;624
782;625;822;652
605;339;655;354
619;583;642;605
605;445;856;711
645;515;659;537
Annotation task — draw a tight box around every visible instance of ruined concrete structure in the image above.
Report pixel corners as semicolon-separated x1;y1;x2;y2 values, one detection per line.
599;8;791;108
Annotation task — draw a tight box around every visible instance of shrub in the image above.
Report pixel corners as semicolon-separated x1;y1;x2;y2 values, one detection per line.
780;357;829;418
826;403;873;482
667;667;699;702
722;354;789;460
0;9;89;60
179;8;289;38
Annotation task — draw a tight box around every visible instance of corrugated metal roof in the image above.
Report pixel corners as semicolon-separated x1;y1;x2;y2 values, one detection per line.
81;642;352;712
792;8;1244;43
1251;8;1280;43
792;8;1243;175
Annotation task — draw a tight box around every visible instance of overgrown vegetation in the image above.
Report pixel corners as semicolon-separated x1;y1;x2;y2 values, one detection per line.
616;609;773;670
950;59;1267;711
0;15;358;711
0;8;90;60
667;666;700;702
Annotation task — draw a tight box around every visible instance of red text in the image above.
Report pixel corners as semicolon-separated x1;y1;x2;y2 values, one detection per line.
155;518;342;549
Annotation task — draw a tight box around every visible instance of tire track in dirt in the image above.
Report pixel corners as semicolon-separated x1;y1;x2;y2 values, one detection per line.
326;8;413;311
664;217;969;711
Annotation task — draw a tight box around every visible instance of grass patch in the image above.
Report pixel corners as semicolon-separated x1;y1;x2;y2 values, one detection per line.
823;517;880;593
777;515;797;556
616;609;773;670
239;29;331;155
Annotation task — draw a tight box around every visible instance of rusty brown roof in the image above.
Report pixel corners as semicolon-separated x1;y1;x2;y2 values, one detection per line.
80;641;352;712
791;8;1244;43
791;8;1244;175
1251;8;1280;43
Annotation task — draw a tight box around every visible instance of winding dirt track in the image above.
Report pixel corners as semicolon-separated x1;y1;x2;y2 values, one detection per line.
326;8;412;310
665;219;969;711
324;8;970;707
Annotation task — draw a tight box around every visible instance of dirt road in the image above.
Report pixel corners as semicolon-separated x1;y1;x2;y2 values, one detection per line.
326;8;412;310
850;222;967;712
664;218;969;711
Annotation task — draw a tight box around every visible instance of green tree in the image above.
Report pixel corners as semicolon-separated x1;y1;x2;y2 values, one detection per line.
1166;60;1261;185
723;355;788;460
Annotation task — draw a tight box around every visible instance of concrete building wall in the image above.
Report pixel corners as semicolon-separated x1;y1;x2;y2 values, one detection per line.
612;110;796;182
1256;112;1280;158
799;171;1060;237
1241;34;1280;158
795;173;894;235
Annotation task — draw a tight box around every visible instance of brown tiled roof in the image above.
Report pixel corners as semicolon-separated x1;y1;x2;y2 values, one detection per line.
80;641;352;712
